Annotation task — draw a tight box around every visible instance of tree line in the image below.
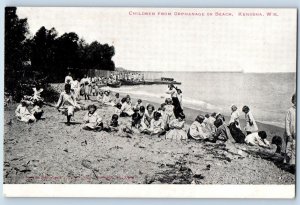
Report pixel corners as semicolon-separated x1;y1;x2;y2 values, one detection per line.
5;7;115;93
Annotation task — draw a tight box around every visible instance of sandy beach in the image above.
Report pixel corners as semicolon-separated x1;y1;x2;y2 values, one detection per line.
3;84;295;184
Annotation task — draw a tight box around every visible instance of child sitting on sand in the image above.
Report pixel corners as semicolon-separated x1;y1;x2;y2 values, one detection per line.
31;100;44;120
82;104;103;131
142;111;165;136
56;84;80;125
120;95;134;117
242;105;258;135
212;118;233;143
245;131;270;148
113;93;121;106
133;99;143;110
166;112;187;140
114;103;122;116
15;100;36;123
103;114;134;138
132;106;145;128
140;104;155;130
188;115;211;140
102;91;114;106
97;90;104;103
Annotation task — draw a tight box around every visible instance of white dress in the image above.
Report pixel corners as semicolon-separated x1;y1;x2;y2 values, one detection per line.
245;132;270;148
166;119;187;140
121;102;134;116
82;112;102;130
244;111;258;133
15;104;36;123
188;121;209;140
56;92;79;116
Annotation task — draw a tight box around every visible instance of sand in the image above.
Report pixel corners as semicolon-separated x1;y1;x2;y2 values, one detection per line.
3;84;295;184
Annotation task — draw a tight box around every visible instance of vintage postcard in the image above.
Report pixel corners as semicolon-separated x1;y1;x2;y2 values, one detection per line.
3;7;296;198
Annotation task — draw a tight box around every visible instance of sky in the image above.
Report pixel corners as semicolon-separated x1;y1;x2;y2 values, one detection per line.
17;7;297;72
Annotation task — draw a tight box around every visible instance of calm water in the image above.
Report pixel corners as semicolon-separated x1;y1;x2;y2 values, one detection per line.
106;72;296;128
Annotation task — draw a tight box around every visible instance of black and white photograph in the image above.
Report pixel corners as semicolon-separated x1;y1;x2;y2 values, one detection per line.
3;7;297;198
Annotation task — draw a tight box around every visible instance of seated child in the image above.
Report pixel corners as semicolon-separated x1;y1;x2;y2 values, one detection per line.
82;104;103;131
114;103;122;116
245;131;270;148
188;115;211;140
31;100;44;120
97;90;104;103
113;93;121;105
103;114;134;138
120;95;134;117
140;104;155;131
228;122;245;143
133;99;143;110
212;118;233;142
15;100;36;123
166;112;187;140
271;135;283;154
142;111;165;136
132;106;146;128
102;91;114;106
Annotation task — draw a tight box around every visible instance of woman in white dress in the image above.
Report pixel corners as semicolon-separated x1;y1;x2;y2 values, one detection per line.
242;105;258;135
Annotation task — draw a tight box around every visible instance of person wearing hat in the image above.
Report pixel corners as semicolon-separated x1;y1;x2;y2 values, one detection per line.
82;104;103;131
15;99;36;123
188;114;211;140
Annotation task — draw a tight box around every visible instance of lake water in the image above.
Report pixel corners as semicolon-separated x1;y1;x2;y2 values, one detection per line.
105;72;296;128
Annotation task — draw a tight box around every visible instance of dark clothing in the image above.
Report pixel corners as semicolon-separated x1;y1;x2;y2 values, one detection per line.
172;97;183;118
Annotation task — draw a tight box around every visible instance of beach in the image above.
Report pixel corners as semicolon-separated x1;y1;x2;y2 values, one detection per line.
3;84;295;184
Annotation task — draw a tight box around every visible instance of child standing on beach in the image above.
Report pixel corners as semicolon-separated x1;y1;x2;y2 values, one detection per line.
245;131;270;148
284;94;296;165
56;84;80;125
15;100;36;123
242;105;258;135
82;104;103;131
229;105;240;128
164;98;176;128
166;113;187;140
177;89;183;108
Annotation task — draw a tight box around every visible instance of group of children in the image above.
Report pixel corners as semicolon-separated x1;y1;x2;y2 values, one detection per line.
14;74;296;167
